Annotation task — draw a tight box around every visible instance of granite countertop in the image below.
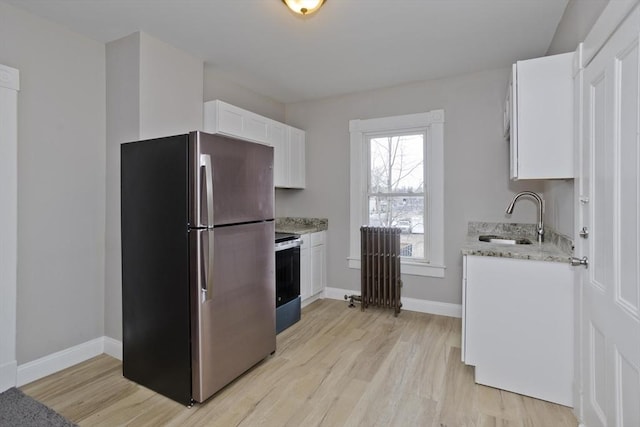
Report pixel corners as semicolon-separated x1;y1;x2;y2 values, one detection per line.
275;217;328;234
460;222;574;264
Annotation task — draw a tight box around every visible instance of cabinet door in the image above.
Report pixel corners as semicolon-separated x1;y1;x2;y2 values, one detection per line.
288;127;306;189
509;65;518;179
204;100;269;145
269;121;289;188
461;255;468;363
512;53;573;179
311;244;325;296
243;112;269;144
300;247;311;301
216;101;244;137
465;255;573;406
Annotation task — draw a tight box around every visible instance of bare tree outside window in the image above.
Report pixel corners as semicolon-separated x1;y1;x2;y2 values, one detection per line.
367;133;426;259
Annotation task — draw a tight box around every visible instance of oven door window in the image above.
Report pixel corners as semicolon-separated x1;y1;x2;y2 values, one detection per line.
276;246;300;307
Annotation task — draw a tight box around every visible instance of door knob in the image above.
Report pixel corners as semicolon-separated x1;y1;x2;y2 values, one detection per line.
570;256;589;268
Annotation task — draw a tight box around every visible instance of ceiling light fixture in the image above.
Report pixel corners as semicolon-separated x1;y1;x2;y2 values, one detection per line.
282;0;326;16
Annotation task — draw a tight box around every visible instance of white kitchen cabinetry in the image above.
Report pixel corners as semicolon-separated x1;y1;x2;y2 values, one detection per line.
300;240;311;300
268;120;288;187
270;124;305;189
506;53;573;180
286;127;306;189
203;100;269;144
462;255;573;406
204;100;305;188
300;231;326;302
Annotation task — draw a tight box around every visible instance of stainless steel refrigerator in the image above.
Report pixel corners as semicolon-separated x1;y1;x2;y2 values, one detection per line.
121;131;275;405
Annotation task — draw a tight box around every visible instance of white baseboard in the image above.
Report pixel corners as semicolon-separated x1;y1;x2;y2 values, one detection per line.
0;360;17;392
323;286;355;301
16;336;124;387
301;293;322;308
323;286;462;318
103;336;123;361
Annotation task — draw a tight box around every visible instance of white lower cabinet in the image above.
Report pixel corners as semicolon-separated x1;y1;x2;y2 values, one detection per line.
300;241;311;301
300;231;326;302
462;255;574;406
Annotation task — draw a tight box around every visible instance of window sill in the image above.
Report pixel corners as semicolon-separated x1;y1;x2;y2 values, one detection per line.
347;257;446;278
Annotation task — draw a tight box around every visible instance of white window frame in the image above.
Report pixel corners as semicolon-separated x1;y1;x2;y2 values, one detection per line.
348;110;445;278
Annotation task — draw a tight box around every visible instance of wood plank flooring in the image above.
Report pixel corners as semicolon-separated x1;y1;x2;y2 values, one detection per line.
20;299;577;426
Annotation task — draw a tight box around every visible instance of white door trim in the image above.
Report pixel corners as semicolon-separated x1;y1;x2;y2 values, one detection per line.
0;64;19;392
572;42;585;422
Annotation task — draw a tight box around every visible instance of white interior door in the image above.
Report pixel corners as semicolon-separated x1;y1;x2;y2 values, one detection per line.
580;8;640;426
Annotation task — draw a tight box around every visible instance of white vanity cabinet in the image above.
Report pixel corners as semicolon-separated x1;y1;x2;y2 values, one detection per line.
506;52;574;180
300;231;326;302
204;100;306;188
462;255;574;406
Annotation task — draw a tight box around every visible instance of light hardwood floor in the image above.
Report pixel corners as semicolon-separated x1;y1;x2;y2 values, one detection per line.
21;299;577;426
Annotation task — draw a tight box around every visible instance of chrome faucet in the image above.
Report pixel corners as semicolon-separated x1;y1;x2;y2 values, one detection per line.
505;191;545;243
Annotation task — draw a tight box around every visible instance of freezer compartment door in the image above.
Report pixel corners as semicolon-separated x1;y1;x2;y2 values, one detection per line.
190;131;274;228
190;221;276;402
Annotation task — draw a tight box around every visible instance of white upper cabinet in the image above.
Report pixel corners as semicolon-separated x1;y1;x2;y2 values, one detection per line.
506;53;574;180
204;100;269;144
286;126;305;189
269;124;305;189
203;100;306;188
268;120;288;188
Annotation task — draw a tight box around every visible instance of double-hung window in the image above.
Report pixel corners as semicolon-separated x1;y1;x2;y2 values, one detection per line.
349;110;445;278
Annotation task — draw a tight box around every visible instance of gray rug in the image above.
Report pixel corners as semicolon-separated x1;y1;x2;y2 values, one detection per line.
0;387;77;426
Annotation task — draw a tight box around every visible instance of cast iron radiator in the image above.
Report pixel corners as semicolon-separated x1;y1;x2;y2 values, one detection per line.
358;226;403;316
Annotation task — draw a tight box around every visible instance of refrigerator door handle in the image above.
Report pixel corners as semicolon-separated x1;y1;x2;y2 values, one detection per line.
199;154;214;228
200;230;214;302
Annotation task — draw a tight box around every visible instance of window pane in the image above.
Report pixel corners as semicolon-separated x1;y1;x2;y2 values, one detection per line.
368;196;425;260
369;134;424;194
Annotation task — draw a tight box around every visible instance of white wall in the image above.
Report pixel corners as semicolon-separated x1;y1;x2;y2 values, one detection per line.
105;33;141;343
543;180;575;237
204;65;285;122
104;32;204;341
139;33;204;139
280;68;542;304
547;0;609;56
0;3;106;364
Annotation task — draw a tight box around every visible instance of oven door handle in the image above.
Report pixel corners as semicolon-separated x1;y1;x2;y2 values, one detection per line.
275;239;302;252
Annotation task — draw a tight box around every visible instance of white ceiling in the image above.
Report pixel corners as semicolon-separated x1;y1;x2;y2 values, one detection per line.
3;0;569;104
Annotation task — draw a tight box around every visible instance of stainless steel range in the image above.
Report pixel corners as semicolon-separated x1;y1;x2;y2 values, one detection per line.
275;232;302;333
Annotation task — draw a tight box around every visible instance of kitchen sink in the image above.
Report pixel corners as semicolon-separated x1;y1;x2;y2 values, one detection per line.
478;235;532;245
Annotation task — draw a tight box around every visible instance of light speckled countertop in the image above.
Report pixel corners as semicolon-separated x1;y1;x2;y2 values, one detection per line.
460;222;574;264
275;217;328;234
